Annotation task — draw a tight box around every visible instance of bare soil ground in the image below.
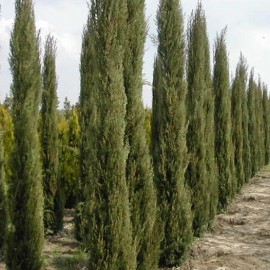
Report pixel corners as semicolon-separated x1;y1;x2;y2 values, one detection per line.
1;166;270;270
176;165;270;270
44;209;87;270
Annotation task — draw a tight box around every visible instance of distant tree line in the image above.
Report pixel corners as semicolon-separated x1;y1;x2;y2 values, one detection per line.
0;0;270;269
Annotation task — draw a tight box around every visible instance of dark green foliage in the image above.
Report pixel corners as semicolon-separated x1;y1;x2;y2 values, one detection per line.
256;81;265;167
124;0;159;269
242;79;251;182
247;70;259;176
144;108;152;150
248;76;265;173
74;201;85;241
0;127;6;251
41;35;59;233
231;55;247;189
75;12;94;242
80;1;136;269
53;173;65;233
75;20;92;242
186;3;217;236
152;0;193;267
213;30;234;209
199;14;218;227
262;85;270;164
6;0;44;269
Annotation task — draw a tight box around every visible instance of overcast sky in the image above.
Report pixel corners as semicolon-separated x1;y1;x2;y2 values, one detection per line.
1;0;270;107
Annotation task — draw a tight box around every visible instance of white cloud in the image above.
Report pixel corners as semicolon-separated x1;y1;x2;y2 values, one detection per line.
0;18;12;41
36;19;80;59
1;0;270;106
0;1;88;104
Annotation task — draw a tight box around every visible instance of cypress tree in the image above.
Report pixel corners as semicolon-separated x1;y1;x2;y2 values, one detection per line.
6;0;44;269
242;76;251;182
152;0;193;267
262;85;270;164
186;3;217;235
80;1;136;269
256;80;265;167
213;29;234;209
124;0;159;269
202;18;218;227
76;13;93;242
247;70;258;175
231;55;247;189
41;35;59;233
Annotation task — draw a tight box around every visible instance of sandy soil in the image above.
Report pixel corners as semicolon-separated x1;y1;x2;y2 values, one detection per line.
177;165;270;270
1;166;270;269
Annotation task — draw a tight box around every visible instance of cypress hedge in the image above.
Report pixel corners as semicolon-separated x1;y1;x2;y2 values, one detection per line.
247;70;259;176
242;76;251;182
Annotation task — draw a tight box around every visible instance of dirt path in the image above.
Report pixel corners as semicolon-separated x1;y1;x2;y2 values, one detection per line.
44;209;87;270
178;165;270;270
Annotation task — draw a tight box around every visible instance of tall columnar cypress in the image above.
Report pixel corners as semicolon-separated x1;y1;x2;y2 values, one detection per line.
242;76;251;182
80;1;136;269
152;0;193;267
124;0;159;269
247;70;258;176
186;3;217;235
253;80;262;168
262;85;270;164
202;23;218;228
256;81;265;167
6;0;44;269
41;35;59;233
213;30;234;209
76;18;92;242
231;55;247;189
